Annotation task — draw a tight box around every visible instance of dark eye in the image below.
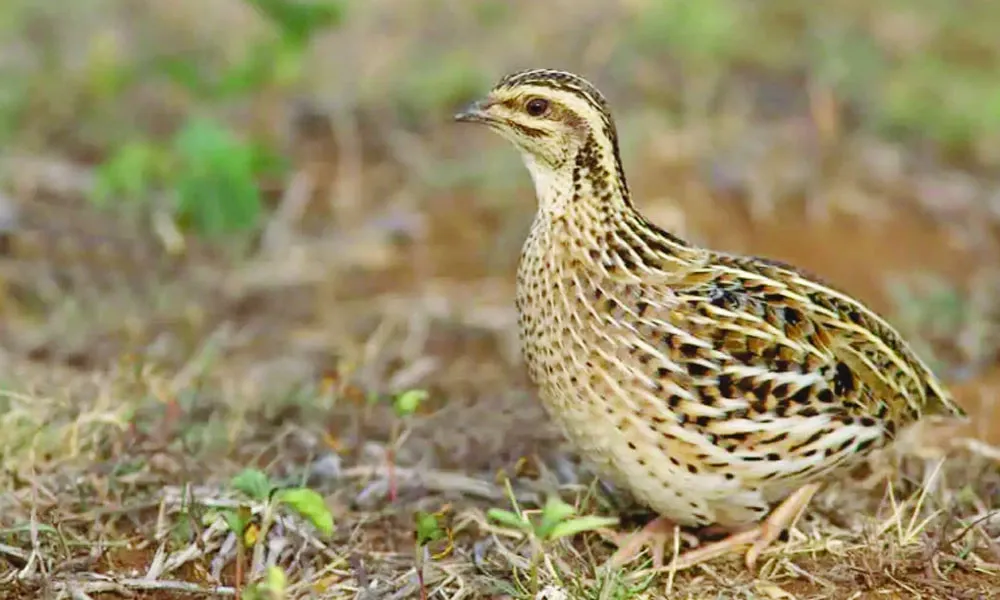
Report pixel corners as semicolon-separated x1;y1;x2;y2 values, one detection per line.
525;97;549;117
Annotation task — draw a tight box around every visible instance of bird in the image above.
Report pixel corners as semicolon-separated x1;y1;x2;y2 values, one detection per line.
453;68;965;571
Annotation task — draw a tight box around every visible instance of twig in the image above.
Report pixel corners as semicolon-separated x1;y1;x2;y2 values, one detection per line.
143;497;170;580
260;169;315;254
349;552;369;589
69;588;97;600
0;542;29;566
18;480;42;579
339;464;538;503
160;519;228;577
55;576;237;596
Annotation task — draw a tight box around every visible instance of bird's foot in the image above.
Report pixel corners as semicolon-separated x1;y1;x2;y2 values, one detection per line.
669;483;821;572
602;516;698;569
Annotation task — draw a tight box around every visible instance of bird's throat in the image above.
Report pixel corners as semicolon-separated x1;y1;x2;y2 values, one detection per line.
524;137;702;274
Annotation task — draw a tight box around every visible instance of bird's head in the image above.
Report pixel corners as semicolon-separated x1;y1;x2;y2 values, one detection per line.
455;69;628;207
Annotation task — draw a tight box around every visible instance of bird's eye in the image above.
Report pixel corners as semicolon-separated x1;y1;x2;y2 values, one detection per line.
525;97;549;117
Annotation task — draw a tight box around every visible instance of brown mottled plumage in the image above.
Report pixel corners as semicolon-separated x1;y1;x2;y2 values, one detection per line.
455;69;964;570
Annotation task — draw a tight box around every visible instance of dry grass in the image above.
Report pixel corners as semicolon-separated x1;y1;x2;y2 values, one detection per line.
2;1;1000;598
0;359;998;599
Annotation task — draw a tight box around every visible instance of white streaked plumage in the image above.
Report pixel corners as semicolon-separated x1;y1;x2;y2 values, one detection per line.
456;67;965;570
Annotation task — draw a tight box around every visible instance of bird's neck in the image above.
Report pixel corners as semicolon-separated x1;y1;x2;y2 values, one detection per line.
523;134;702;273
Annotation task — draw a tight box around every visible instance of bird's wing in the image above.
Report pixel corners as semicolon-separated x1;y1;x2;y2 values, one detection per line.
601;252;963;487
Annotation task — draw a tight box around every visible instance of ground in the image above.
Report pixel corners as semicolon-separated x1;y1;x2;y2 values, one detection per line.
1;1;999;599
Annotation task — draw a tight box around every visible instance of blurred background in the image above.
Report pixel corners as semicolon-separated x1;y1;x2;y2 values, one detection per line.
1;0;999;596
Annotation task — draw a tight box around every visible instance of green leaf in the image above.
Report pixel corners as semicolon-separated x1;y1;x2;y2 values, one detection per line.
276;487;334;535
542;496;576;522
220;508;249;535
244;0;348;44
393;389;428;417
153;55;218;98
171;117;265;237
91;141;166;207
486;508;531;532
414;511;445;546
0;522;60;537
271;41;306;87
231;468;273;501
547;516;620;541
536;496;577;539
216;40;296;98
265;565;288;595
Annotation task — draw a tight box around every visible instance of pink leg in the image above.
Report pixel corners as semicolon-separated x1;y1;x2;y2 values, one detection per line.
604;516;698;568
669;483;821;571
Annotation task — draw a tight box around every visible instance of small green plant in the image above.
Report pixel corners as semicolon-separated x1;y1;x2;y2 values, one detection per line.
413;507;453;600
488;490;618;597
171;118;270;237
392;388;429;418
383;388;429;501
243;566;289;600
90;141;168;209
363;388;430;500
224;468;334;535
414;509;448;548
211;468;334;594
93;120;285;240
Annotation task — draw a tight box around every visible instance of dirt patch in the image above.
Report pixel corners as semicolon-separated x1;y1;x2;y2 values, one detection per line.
951;369;1000;445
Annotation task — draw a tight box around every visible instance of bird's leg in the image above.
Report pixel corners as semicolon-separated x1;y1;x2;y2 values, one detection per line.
603;516;698;569
669;483;821;572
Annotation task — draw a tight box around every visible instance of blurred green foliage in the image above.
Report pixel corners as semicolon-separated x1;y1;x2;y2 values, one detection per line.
629;0;743;65
625;0;1000;156
393;54;490;128
1;0;1000;233
156;0;346;101
94;120;285;237
170;119;275;236
886;273;997;375
89;0;346;240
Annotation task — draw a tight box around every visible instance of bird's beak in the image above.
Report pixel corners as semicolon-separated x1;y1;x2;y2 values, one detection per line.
454;100;492;124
